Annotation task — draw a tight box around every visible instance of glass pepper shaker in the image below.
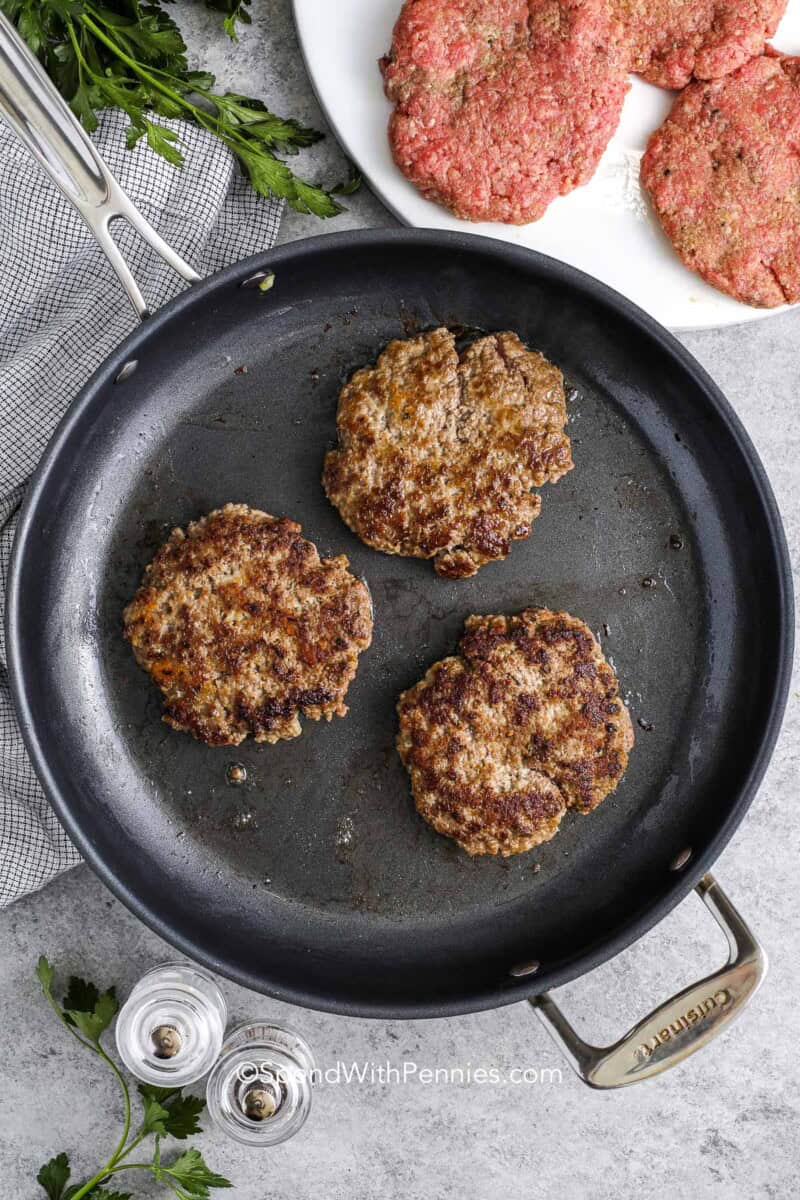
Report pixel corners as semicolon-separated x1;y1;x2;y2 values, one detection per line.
205;1020;315;1146
115;961;227;1086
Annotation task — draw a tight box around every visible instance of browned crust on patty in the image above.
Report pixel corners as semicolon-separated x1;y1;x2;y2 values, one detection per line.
123;504;373;746
322;329;573;579
396;608;634;856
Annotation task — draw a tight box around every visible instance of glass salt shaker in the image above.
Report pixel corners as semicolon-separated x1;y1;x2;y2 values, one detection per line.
115;961;227;1086
205;1020;315;1146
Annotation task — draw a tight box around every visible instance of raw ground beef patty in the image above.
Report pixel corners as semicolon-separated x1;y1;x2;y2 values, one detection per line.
123;504;373;746
641;53;800;308
396;609;634;856
381;0;629;224
616;0;786;89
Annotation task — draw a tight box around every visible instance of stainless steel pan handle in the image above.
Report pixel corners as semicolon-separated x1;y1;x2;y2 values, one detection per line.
0;12;199;320
531;873;766;1088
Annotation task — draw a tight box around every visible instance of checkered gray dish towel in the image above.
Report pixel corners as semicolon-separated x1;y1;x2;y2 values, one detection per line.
0;108;283;907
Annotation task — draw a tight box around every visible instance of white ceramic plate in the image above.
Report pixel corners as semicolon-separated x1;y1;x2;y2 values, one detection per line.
293;0;800;329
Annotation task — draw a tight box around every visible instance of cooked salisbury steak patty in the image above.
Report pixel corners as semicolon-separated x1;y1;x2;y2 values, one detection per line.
397;609;634;856
123;504;373;746
641;53;800;307
616;0;786;89
322;329;573;579
381;0;629;223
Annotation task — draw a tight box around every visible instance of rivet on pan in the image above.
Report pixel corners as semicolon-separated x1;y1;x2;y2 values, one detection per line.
115;359;138;383
240;270;275;293
670;847;692;872
509;959;540;978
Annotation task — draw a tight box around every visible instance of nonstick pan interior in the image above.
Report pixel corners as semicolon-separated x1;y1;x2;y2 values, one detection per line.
8;232;792;1016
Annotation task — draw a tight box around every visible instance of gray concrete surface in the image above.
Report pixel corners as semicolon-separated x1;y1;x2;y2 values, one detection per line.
2;2;799;1196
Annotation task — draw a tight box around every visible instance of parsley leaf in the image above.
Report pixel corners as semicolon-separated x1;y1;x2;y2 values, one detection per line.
162;1095;206;1140
333;165;363;195
137;1084;183;1102
138;1084;206;1139
64;986;118;1044
36;1152;71;1200
62;975;100;1015
1;0;343;213
36;955;56;998
157;1147;233;1197
145;120;184;166
203;91;322;155
139;1091;173;1136
69;80;101;132
204;0;252;42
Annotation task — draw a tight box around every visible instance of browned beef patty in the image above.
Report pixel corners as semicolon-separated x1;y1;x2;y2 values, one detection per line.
397;609;634;856
322;329;573;579
381;0;630;224
641;53;800;307
123;504;373;746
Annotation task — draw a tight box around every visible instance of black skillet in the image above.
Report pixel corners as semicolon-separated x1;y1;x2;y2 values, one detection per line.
0;15;792;1086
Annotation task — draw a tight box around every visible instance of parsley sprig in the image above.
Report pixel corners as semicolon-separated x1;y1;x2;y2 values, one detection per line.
2;0;347;216
34;956;232;1200
202;0;251;43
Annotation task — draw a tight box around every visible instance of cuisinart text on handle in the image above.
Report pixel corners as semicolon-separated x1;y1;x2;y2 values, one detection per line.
636;989;730;1060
